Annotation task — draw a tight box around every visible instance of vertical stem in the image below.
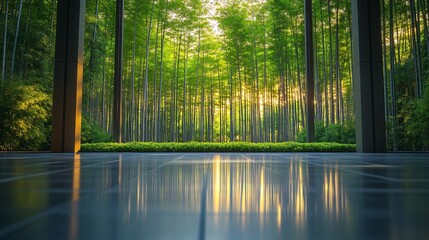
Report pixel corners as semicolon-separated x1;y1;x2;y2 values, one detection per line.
2;0;8;80
10;0;23;78
305;0;315;142
113;0;124;143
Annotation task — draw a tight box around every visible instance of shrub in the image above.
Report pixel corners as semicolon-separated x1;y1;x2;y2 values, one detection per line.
0;80;51;151
399;87;429;150
81;117;112;143
81;141;356;152
297;121;355;144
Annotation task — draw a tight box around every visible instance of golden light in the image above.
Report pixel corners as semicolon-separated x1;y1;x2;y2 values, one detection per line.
322;166;349;219
72;154;81;201
70;154;81;240
288;160;307;226
277;201;282;228
213;154;221;213
259;168;265;213
119;154;122;184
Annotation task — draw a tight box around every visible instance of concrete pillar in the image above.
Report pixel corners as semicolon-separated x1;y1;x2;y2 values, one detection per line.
51;0;85;153
352;0;386;152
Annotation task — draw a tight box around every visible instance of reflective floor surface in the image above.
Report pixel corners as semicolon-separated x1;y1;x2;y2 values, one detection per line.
1;152;429;240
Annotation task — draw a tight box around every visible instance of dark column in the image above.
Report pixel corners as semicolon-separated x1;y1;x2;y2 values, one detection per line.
305;0;315;142
352;0;386;152
113;0;124;143
51;0;85;153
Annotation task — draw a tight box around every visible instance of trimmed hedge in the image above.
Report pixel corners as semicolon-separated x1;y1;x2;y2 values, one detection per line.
81;142;356;152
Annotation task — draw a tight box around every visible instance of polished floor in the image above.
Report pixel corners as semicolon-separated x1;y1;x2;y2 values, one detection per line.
0;152;429;240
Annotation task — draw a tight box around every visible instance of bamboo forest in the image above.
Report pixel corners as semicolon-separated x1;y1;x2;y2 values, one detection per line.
0;0;428;151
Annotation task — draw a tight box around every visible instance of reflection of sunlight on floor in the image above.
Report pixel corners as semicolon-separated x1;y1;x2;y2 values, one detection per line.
277;200;282;228
72;154;81;202
259;168;265;213
287;160;307;227
70;154;81;240
3;153;429;239
114;153;354;233
323;165;349;221
207;154;284;217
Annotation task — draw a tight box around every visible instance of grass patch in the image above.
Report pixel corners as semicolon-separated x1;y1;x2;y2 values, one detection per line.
81;142;356;152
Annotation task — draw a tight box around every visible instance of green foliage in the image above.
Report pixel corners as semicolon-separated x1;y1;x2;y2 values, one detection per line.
81;141;356;152
1;0;427;151
297;121;355;144
78;0;359;143
0;80;51;151
397;87;429;150
387;40;429;151
81;117;112;143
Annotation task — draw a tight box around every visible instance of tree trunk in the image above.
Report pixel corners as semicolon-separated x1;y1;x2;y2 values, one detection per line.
420;0;429;56
335;0;343;124
262;18;268;141
389;0;397;150
2;0;9;81
305;0;315;142
10;0;23;78
314;6;322;122
157;11;166;142
228;57;235;141
320;0;329;126
410;0;423;97
20;0;32;76
50;0;56;32
182;35;189;142
113;0;124;143
130;12;137;142
142;0;155;141
382;0;388;122
294;30;305;130
200;49;206;142
328;0;335;124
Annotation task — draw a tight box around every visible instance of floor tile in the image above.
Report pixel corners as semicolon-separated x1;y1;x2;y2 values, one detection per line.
0;152;429;239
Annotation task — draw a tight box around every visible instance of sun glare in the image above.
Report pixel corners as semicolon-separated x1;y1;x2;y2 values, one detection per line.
205;0;224;35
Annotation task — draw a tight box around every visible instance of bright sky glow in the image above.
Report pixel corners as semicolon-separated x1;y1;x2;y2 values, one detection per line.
205;0;224;35
203;0;267;35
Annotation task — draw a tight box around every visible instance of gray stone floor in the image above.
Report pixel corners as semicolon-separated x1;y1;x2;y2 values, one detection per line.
1;152;429;240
